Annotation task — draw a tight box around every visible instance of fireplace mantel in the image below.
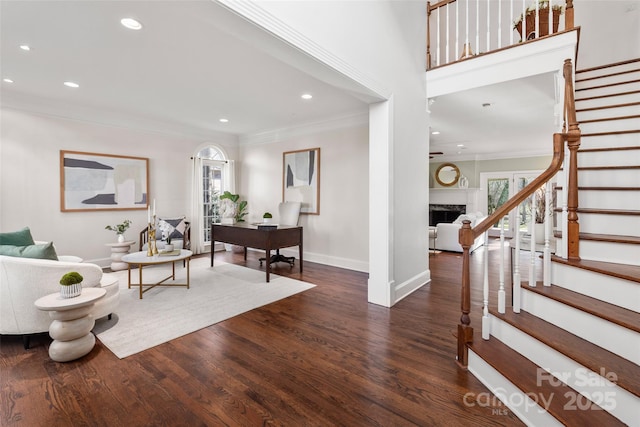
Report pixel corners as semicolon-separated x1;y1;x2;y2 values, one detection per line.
429;188;480;215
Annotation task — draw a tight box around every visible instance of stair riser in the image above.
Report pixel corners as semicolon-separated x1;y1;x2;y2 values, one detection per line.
576;149;640;167
579;132;640;148
576;169;640;187
521;289;640;364
576;82;640;99
580;240;640;267
575;213;640;238
555;189;640;210
576;69;640;88
579;117;640;134
550;263;639;311
577;104;640;122
577;61;640;78
468;350;563;427
576;92;640;110
489;316;638;425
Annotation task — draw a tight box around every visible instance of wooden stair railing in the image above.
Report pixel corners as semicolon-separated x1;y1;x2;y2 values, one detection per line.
456;58;581;368
427;0;576;69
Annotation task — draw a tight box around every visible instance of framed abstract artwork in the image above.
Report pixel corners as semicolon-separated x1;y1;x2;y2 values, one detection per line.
60;150;149;212
283;147;320;215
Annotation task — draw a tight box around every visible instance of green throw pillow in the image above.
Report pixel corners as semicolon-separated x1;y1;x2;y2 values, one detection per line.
0;227;35;246
0;242;58;261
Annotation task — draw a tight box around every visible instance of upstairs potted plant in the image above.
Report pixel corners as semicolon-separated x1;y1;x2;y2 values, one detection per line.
513;0;563;41
105;219;132;243
59;271;83;299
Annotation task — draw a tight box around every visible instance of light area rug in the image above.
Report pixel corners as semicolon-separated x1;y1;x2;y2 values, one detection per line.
93;257;315;358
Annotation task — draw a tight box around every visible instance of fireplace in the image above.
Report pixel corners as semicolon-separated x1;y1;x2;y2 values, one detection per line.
429;204;466;226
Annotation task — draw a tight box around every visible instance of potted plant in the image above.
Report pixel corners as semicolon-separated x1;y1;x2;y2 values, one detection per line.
263;212;273;224
59;271;83;298
164;235;174;252
219;191;248;224
105;219;132;243
513;0;563;41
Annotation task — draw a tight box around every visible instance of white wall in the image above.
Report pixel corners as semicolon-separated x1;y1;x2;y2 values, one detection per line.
574;0;640;69
0;108;237;266
233;0;430;306
238;125;369;272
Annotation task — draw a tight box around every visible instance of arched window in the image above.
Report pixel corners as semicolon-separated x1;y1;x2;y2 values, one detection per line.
195;146;229;248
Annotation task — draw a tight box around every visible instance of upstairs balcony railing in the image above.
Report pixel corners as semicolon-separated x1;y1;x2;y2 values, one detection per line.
456;59;581;367
427;0;575;69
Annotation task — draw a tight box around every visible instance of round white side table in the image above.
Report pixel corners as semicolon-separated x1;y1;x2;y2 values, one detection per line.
105;241;135;271
34;287;106;362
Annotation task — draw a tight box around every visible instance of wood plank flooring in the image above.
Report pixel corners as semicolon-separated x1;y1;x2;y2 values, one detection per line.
1;241;526;426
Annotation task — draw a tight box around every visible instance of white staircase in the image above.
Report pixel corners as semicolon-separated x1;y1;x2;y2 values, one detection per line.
467;58;640;426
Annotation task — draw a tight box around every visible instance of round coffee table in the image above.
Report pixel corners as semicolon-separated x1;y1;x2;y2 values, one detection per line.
34;287;106;362
121;249;192;299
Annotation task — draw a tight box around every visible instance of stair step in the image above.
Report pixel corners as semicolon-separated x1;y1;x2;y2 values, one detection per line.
575;79;640;93
552;255;640;285
522;282;640;334
575;89;640;103
577;165;640;171
489;308;640;399
580;114;640;125
468;338;625;426
575;68;640;85
553;208;640;216
579;145;640;153
576;101;640;114
576;59;640;82
557;186;640;191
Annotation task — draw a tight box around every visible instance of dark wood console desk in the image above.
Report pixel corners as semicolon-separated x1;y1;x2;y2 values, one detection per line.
211;223;303;282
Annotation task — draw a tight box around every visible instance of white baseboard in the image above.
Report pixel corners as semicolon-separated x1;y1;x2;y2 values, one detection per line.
393;269;430;304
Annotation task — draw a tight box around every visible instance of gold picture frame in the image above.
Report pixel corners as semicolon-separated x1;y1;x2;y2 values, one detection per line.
60;150;149;212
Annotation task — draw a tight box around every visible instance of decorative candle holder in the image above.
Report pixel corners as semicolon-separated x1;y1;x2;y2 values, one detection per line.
152;215;158;255
147;223;156;257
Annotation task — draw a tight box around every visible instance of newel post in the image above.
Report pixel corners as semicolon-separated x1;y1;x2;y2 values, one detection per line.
457;220;474;369
564;59;581;260
564;0;575;30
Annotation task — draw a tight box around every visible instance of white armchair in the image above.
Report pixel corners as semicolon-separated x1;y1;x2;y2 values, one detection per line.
0;255;119;348
434;213;487;253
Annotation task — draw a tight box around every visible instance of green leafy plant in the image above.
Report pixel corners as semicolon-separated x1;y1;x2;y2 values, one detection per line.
513;0;563;30
219;191;248;222
60;271;83;286
105;219;132;234
263;212;273;219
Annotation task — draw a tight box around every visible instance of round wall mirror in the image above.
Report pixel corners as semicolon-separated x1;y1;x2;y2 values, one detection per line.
435;163;460;187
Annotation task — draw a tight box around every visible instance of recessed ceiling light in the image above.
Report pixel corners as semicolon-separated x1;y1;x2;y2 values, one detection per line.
219;118;229;123
121;18;142;30
301;94;313;100
457;144;465;148
3;78;14;83
63;81;80;88
19;45;30;51
431;131;440;135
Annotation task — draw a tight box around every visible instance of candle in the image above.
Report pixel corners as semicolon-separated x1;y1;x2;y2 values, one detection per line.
148;206;151;224
153;199;156;217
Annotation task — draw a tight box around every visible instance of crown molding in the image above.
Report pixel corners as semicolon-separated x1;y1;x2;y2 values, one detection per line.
217;0;391;102
239;111;368;145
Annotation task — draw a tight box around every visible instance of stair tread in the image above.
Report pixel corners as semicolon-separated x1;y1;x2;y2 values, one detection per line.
579;145;640;152
522;283;640;334
552;208;640;216
489;308;640;398
576;101;640;113
469;338;625;426
556;186;640;191
554;229;640;243
552;255;640;284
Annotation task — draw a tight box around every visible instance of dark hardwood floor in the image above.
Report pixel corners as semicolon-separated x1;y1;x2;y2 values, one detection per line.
1;240;527;426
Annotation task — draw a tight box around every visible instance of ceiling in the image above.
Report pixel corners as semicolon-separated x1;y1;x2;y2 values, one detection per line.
0;1;369;139
2;0;559;159
428;72;559;162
